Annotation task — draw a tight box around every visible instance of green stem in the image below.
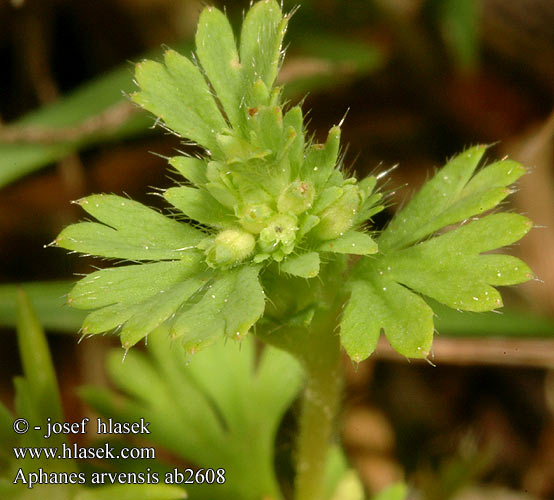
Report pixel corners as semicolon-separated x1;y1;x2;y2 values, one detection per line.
294;344;342;500
256;267;346;500
255;312;343;500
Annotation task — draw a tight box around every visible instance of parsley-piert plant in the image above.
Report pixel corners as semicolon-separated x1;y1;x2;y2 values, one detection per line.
55;2;534;499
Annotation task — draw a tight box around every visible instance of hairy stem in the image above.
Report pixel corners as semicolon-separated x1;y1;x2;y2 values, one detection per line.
256;268;346;500
255;311;343;500
294;338;342;500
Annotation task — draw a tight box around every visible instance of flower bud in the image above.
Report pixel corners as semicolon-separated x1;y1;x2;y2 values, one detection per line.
311;185;362;240
277;180;315;215
205;228;256;268
259;214;298;254
238;203;274;233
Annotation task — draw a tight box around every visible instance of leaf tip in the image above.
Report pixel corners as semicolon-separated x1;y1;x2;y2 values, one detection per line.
416;346;429;358
44;238;58;248
233;330;247;341
329;125;341;137
352;353;364;364
71;197;88;206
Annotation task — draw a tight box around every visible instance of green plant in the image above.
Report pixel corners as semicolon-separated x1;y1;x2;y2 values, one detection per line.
54;1;533;499
0;290;186;500
82;326;304;500
3;294;404;499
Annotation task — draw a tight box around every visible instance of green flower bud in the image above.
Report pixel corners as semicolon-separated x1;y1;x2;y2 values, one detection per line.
205;228;256;268
237;203;274;233
277;180;315;215
311;185;362;240
259;214;298;254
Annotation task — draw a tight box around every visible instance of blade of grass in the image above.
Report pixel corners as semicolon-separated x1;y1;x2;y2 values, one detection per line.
15;288;64;425
0;282;84;332
0;66;151;188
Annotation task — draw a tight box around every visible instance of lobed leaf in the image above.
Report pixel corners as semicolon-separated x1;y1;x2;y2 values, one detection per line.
164;186;233;228
240;0;287;96
341;152;533;361
56;194;203;260
463;159;526;195
52;4;535;375
340;281;381;361
196;6;243;131
57;222;183;260
319;231;378;255
169;156;208;186
171;266;265;350
120;278;204;348
376;215;533;312
70;256;208;346
417;212;532;254
379;149;528;253
132;51;226;152
69;258;201;309
82;302;138;335
341;276;434;361
82;276;204;348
